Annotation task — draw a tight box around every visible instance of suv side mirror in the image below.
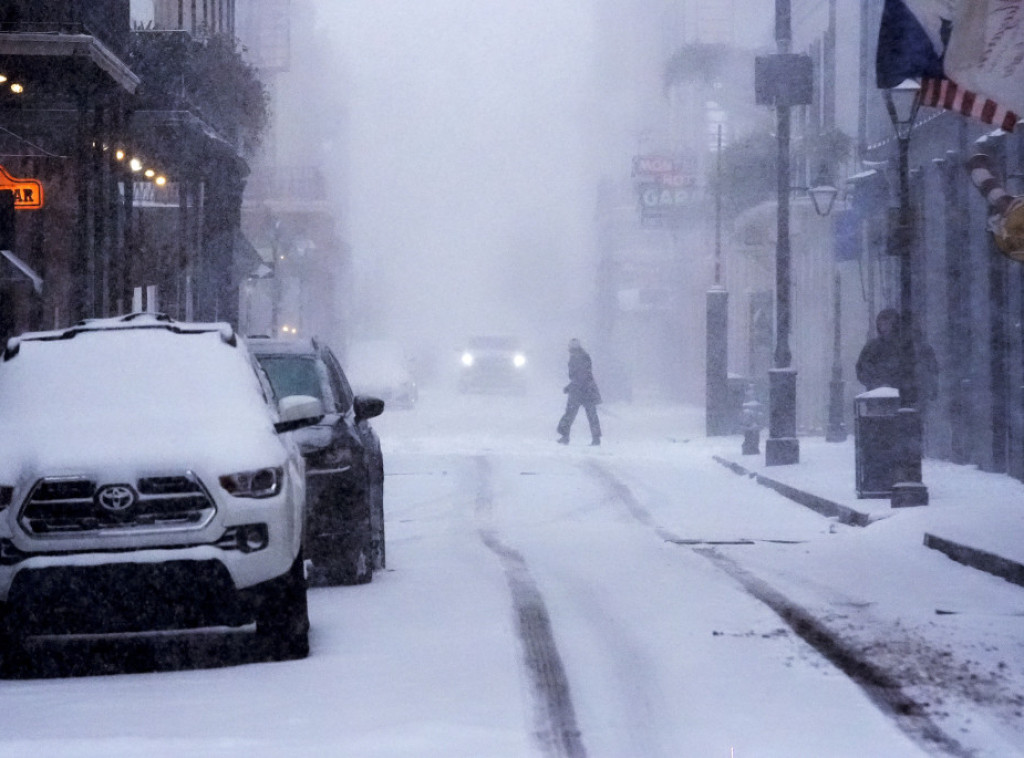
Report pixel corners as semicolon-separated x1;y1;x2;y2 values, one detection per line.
354;395;385;423
275;394;324;433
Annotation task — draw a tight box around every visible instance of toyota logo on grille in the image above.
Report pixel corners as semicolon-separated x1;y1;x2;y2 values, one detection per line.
96;484;137;514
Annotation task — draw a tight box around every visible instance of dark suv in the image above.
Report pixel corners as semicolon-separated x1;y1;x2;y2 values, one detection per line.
248;337;385;585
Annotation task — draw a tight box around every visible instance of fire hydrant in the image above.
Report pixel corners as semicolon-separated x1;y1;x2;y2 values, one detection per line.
741;389;763;456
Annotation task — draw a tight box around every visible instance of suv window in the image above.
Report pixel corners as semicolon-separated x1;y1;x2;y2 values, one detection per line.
322;348;354;412
258;354;336;409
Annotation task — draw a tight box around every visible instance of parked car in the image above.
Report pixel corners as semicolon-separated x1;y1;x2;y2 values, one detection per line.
347;339;418;409
458;335;528;394
0;313;320;666
248;336;385;586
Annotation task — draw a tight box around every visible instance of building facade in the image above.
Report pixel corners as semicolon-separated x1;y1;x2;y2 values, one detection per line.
149;0;236;35
0;0;263;339
719;0;1024;483
237;0;351;353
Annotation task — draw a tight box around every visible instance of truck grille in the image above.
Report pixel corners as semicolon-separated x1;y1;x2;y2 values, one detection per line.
19;474;216;536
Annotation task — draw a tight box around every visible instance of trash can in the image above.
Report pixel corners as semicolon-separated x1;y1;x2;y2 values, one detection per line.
854;388;901;498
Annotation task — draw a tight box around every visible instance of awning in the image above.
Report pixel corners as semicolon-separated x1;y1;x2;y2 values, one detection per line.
226;230;270;285
1;249;42;294
0;32;139;94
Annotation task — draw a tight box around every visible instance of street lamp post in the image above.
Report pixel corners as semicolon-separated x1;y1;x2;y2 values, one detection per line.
706;124;730;436
825;269;847;441
805;172;847;443
755;0;812;465
883;79;929;507
765;0;800;465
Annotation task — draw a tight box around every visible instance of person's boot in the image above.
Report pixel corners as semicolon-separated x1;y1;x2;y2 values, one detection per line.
590;437;600;446
557;435;569;444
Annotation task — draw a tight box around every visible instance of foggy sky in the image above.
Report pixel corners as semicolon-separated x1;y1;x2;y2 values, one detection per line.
313;0;604;358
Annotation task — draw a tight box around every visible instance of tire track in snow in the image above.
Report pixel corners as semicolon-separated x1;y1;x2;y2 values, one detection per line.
582;460;682;543
583;460;972;757
473;456;587;758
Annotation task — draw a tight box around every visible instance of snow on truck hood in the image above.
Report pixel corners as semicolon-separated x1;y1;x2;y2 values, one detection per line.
0;328;287;481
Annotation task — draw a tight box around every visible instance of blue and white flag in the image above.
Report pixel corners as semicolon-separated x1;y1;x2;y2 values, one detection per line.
877;0;1020;131
876;0;950;89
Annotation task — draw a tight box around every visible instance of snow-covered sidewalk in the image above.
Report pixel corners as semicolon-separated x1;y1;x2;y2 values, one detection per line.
706;434;1024;589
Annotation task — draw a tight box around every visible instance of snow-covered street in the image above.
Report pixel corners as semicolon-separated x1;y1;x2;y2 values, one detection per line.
6;389;1022;757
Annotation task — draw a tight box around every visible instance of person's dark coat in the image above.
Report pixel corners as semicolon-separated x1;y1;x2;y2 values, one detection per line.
557;341;602;444
856;335;903;390
565;347;601;404
856;313;939;402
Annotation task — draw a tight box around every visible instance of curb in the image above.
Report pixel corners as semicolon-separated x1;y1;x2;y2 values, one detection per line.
712;455;872;527
713;455;1024;589
923;533;1024;589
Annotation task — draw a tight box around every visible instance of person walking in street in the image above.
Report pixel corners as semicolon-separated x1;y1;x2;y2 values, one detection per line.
557;338;602;445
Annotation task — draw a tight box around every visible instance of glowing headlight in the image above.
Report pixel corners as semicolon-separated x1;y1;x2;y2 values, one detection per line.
219;467;282;498
513;353;526;368
461;352;475;367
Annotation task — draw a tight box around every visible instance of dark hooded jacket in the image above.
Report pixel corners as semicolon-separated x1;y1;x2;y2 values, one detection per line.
566;346;601;404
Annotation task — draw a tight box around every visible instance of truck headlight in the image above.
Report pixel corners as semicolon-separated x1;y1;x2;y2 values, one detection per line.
219;467;282;498
513;353;526;368
461;352;475;367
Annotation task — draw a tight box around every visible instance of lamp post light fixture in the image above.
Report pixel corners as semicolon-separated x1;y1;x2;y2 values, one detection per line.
808;180;839;217
883;78;929;507
884;78;922;140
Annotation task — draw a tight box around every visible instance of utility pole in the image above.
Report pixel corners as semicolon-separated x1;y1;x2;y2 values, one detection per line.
824;0;847;443
761;0;808;465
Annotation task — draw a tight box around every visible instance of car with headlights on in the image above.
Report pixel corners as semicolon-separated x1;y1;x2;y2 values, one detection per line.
248;336;385;586
0;313;321;668
458;335;528;394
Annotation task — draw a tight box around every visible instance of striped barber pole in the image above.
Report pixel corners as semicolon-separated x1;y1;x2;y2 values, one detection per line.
921;78;1019;132
964;152;1024;263
965;153;1014;215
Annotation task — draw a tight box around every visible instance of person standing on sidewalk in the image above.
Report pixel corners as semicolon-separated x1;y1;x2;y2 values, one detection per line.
856;308;902;390
557;338;602;445
856;308;938;401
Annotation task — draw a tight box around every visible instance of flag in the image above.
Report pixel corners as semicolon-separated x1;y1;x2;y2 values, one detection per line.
943;0;1024;123
876;0;1020;131
876;0;948;89
919;77;1018;131
834;209;862;262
